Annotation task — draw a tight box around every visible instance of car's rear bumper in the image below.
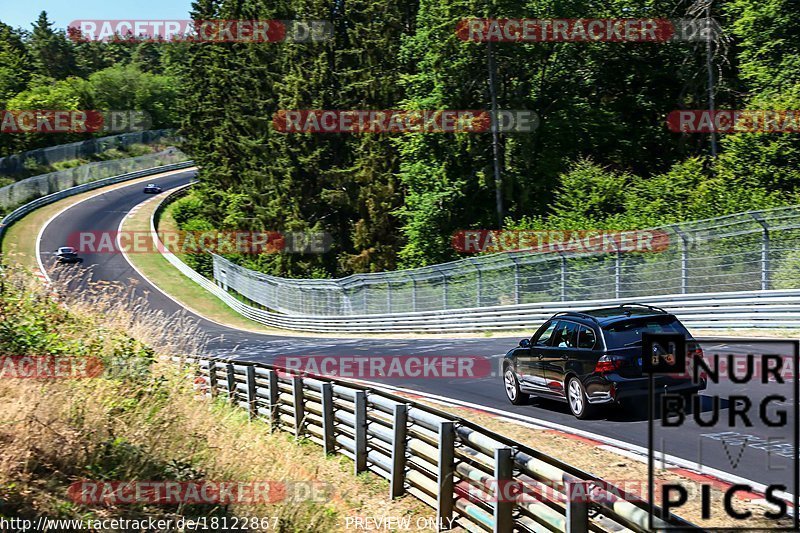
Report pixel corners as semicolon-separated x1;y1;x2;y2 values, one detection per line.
585;375;706;404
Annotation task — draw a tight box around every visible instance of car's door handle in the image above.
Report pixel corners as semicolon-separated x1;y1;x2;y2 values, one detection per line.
561;355;569;360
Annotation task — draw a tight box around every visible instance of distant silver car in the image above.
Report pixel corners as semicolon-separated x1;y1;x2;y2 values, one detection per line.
55;246;83;264
143;183;163;194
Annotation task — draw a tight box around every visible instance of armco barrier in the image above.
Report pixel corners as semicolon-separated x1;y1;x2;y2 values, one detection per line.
153;188;800;333
179;354;697;532
0;160;195;246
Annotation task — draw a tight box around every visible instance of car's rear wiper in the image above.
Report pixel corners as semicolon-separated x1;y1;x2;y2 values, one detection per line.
622;340;642;347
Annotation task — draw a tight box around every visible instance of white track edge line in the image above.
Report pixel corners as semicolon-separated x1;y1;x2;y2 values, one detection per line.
34;173;798;509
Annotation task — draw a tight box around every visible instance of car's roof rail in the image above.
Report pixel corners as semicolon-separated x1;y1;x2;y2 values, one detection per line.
617;303;668;314
550;311;601;324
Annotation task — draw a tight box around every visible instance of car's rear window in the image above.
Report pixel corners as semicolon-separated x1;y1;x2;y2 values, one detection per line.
602;316;689;348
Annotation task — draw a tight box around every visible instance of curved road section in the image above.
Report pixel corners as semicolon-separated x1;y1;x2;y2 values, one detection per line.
38;171;798;495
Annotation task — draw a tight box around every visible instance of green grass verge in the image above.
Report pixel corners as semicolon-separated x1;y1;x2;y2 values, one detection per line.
1;174;176;272
123;197;288;334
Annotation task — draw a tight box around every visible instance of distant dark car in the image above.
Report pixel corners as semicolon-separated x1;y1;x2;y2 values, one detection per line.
143;183;163;194
502;304;706;419
54;246;83;264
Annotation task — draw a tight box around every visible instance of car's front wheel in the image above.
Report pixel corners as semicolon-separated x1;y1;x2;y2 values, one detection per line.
504;367;529;405
566;376;595;419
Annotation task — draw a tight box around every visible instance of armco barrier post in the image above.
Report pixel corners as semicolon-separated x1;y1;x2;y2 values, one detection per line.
245;365;257;419
292;375;305;440
267;369;279;432
226;363;236;403
437;421;456;530
354;391;368;474
566;481;589;533
390;403;408;499
493;448;514;533
208;361;218;397
321;383;335;455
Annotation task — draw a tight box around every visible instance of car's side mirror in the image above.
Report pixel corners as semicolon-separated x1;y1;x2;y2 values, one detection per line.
519;338;531;348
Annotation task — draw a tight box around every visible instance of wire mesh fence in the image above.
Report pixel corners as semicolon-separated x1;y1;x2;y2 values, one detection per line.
213;206;800;317
0;147;187;214
0;129;175;175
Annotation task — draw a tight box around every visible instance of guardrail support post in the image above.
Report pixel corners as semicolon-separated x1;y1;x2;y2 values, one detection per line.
390;403;408;499
354;391;368;474
226;363;236;404
411;278;417;312
267;369;279;432
207;361;218;397
615;251;621;299
493;447;514;533
292;375;305;440
437;421;455;530
245;366;257;419
566;481;589;533
386;281;392;314
321;383;335;455
560;254;567;301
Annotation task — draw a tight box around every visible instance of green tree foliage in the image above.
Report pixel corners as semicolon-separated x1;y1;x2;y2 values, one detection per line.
177;0;800;277
0;14;181;156
29;11;78;80
0;23;33;106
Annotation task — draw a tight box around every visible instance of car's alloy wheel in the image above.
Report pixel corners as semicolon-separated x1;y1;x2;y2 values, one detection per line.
504;368;529;405
566;377;594;419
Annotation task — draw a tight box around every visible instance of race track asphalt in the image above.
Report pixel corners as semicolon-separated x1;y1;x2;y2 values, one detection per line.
37;171;799;494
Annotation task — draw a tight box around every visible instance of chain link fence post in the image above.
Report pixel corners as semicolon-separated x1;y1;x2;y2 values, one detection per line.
751;212;770;290
671;225;689;294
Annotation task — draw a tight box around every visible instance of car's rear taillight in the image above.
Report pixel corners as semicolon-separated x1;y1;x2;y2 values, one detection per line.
595;355;626;374
688;342;706;380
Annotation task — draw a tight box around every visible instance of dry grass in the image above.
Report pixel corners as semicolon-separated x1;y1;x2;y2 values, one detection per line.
0;266;436;531
404;396;794;530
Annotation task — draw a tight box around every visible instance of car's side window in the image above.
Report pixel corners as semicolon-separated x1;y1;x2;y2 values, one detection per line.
533;321;558;346
577;325;597;349
552;321;579;348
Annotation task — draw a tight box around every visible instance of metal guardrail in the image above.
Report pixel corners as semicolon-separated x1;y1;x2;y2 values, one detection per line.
179;354;696;532
211;206;800;318
154;188;800;332
0;160;195;246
